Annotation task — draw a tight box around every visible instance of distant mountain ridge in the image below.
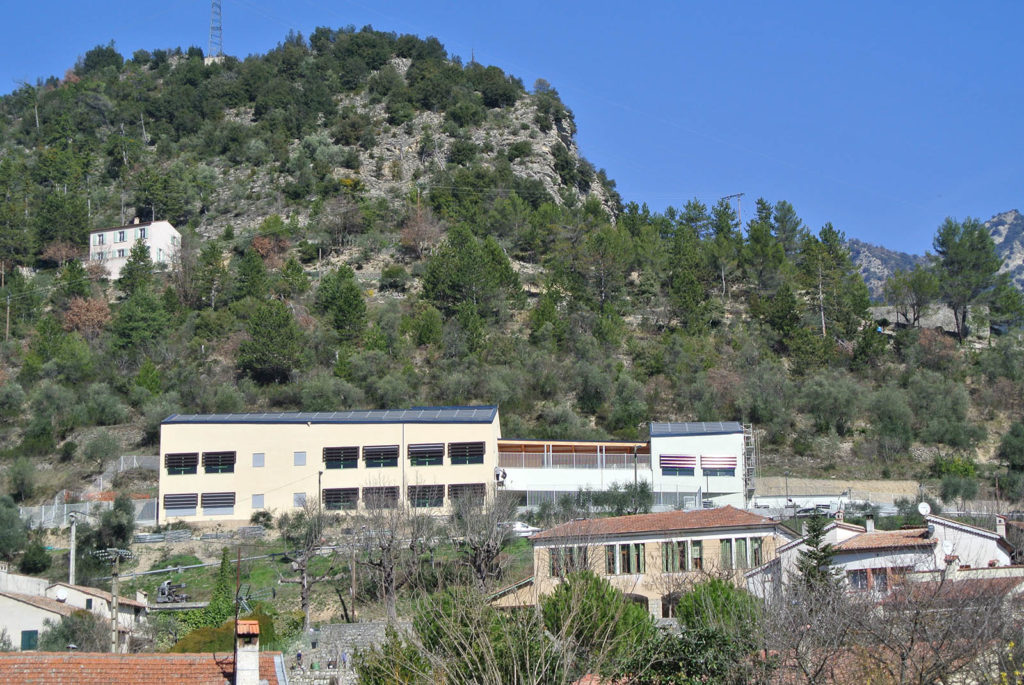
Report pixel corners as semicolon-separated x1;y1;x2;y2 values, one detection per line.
849;209;1024;299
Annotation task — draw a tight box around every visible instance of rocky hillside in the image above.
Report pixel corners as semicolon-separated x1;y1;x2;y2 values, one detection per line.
987;209;1024;290
848;239;926;300
850;209;1024;300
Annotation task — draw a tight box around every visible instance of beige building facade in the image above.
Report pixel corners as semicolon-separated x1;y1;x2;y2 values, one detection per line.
88;219;180;280
495;506;794;618
158;406;502;524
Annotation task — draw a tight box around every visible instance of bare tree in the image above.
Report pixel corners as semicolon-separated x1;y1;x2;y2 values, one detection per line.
277;498;343;631
62;296;111;340
400;204;444;260
168;234;200;308
446;490;519;590
347;489;409;623
318;195;364;250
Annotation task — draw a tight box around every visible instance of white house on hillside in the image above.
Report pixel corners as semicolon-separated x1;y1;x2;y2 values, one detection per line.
746;513;1014;601
88;219;180;280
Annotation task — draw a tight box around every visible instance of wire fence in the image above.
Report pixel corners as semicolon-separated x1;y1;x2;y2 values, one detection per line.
19;498;157;529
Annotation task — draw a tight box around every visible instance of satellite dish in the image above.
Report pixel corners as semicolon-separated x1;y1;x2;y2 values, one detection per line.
917;501;932;517
942;540;954;555
55;588;68;602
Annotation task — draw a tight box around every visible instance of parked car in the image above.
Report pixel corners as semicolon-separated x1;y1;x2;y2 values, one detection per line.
500;521;542;537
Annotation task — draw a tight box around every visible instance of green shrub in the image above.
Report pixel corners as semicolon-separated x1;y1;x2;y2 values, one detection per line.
8;457;35;502
19;541;52;574
379;264;409;292
83;432;120;468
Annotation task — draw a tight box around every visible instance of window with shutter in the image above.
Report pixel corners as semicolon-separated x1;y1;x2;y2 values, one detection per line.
408;443;444;467
165;453;198;475
323;446;358;469
408;485;444;508
322;488;358;511
202;451;235;474
163;493;198;517
363;486;399;509
448;441;485;465
447;483;485;507
363;445;398;468
201;492;236;515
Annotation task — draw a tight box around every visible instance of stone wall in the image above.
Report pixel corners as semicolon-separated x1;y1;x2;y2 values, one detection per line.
285;621;411;685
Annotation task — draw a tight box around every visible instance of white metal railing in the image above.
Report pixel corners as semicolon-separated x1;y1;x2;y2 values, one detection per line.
498;451;652;470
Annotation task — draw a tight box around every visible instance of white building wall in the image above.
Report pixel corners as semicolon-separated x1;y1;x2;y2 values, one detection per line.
928;517;1011;567
503;467;651;495
649;431;745;507
0;596;64;650
0;566;48;596
88;220;180;280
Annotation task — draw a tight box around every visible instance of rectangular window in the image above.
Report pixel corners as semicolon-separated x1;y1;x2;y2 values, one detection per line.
449;441;485;465
163;493;198;517
116;248;126;258
848;569;869;591
408;443;444;467
363;486;399;509
690;541;703;570
736;538;748;569
165;453;198;475
293;492;307;508
549;547;588;577
294;451;306;466
873;568;888;592
703;468;736;477
363;445;399;468
139;227;147;239
720;539;733;570
323;488;358;511
618;543;645;574
252;494;264;510
20;630;38;651
201;491;236;516
116;230;126;242
252;453;265;468
662;541;680;573
605;545;616;574
409;485;444;508
323;446;358;469
662;466;695;476
752;538;764;567
95;234;105;245
85;598;93;610
448;483;486;507
203;451;236;474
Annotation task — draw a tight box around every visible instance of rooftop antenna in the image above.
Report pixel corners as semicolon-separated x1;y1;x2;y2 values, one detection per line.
209;0;223;57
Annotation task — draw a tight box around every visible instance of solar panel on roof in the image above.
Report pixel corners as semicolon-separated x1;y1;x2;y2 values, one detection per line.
163;405;498;425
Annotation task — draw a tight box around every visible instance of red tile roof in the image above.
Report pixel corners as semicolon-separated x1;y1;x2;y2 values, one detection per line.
834;528;935;552
0;652;284;684
48;583;147;609
0;591;76;617
237;619;259;636
531;505;778;542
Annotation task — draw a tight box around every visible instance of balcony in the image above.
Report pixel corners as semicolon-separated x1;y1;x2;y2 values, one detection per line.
498;440;651;470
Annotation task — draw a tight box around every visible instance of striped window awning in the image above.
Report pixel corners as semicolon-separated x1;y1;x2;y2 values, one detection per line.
660;454;697;468
700;455;737;468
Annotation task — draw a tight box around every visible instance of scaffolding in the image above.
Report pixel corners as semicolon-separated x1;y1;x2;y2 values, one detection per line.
743;424;758;506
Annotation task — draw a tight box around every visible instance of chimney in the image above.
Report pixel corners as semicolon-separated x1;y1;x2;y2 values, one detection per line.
133;217;140;225
865;514;875;533
834;510;844;523
235;620;260;685
996;515;1006;539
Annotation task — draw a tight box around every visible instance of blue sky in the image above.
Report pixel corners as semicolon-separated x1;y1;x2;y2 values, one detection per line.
2;1;1021;254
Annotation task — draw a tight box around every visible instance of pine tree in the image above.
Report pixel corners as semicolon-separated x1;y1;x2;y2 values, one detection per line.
932;216;1003;341
237;299;304;383
314;266;365;342
117;239;154;296
795;514;839;588
204;548;235;627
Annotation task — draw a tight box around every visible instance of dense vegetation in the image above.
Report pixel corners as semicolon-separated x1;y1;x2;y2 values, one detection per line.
2;24;1024;521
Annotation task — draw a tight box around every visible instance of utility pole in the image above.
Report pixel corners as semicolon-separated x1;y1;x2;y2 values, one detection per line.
92;548;133;653
68;513;79;585
5;293;9;342
721;192;745;227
